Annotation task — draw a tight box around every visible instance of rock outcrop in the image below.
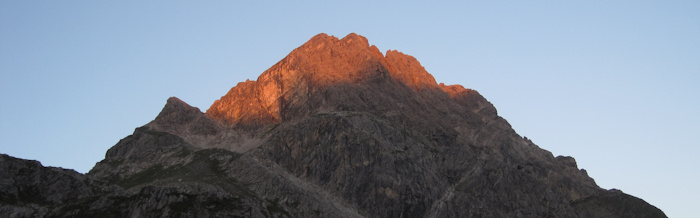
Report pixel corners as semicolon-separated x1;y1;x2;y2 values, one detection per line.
0;33;666;217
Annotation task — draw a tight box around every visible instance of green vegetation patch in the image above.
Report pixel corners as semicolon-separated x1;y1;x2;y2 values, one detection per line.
115;148;252;197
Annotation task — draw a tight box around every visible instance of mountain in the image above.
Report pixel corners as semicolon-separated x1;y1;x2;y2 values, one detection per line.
0;33;666;217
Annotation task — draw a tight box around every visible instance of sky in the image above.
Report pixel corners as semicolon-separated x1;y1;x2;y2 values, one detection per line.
1;1;698;217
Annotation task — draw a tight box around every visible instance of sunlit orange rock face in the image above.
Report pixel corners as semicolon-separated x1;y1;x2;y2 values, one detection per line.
206;33;467;128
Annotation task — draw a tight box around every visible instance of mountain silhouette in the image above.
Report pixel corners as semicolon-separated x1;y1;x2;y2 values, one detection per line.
0;33;666;217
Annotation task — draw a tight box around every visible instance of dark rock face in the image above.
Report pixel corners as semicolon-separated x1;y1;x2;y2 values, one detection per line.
0;33;666;217
571;189;667;218
0;154;106;217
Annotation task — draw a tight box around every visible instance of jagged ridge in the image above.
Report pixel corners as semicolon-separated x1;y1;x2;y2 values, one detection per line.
206;33;448;128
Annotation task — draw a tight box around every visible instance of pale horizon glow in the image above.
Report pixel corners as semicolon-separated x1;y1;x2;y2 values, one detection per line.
1;1;698;217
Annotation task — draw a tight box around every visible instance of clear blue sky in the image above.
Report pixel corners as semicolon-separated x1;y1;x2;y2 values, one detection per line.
1;1;698;217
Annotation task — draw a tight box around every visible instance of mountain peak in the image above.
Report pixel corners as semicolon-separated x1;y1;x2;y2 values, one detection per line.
2;33;664;218
154;97;202;124
305;33;370;49
270;33;386;85
207;33;443;127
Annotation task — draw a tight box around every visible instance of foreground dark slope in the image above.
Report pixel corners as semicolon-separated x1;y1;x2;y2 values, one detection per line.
1;33;665;217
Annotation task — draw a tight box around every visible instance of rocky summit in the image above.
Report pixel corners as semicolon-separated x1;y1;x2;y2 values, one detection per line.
0;33;666;217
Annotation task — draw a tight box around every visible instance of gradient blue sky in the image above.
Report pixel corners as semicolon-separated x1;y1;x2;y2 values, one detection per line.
1;1;698;217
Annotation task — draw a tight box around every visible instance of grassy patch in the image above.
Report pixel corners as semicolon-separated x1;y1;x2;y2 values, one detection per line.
136;126;168;136
115;148;252;197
